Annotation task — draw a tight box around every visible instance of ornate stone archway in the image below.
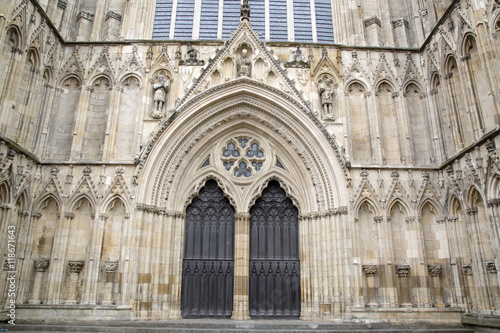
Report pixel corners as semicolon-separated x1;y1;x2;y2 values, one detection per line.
134;79;350;320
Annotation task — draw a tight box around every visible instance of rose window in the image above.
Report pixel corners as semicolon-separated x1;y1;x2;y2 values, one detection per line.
221;138;265;178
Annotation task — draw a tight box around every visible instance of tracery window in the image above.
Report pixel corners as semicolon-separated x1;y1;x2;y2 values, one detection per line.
221;138;265;178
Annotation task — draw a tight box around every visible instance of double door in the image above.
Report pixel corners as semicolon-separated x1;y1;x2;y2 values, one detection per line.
181;180;300;318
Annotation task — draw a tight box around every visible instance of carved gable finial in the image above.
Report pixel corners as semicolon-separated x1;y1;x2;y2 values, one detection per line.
241;0;250;21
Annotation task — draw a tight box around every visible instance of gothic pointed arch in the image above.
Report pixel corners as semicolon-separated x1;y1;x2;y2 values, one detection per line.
352;174;382;218
87;48;115;85
135;79;349;214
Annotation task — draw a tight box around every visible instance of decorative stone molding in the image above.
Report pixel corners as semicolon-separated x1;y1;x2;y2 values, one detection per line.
18;209;30;217
68;260;84;273
57;0;67;9
64;212;75;219
405;217;415;223
466;208;478;216
235;212;251;220
83;165;92;175
99;213;109;220
104;260;118;273
435;217;446;224
488;199;500;207
396;265;410;277
364;16;382;28
1;203;12;211
448;215;460;223
427;264;443;277
373;216;384;223
484;261;497;274
362;265;377;277
77;11;94;22
462;264;473;275
105;10;122;22
393;18;409;29
3;260;13;271
34;259;50;272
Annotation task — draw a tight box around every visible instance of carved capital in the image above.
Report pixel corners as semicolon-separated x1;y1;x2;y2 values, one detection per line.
68;260;84;273
18;209;30;217
427;264;443;277
364;16;382;28
1;203;12;211
396;264;410;277
64;212;75;219
362;265;377;277
466;207;478;216
235;212;251;220
34;259;50;272
484;261;497;274
373;216;384;223
104;260;118;273
488;198;500;207
462;263;473;275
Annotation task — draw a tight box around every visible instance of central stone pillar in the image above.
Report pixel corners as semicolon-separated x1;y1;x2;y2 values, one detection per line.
232;212;250;320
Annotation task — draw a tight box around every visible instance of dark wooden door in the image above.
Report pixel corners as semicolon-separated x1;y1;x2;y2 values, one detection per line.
249;181;300;318
181;180;235;318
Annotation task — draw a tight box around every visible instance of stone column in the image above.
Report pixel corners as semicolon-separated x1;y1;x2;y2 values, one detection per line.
484;261;500;310
427;264;445;307
462;264;477;310
231;212;250;320
102;260;118;305
29;259;50;304
396;265;412;307
66;260;85;304
363;265;378;307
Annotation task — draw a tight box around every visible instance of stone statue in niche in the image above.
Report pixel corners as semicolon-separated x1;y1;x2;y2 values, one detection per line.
237;48;251;77
317;76;336;120
152;74;170;119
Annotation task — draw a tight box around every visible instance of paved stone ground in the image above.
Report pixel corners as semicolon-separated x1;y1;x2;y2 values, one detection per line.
0;319;476;333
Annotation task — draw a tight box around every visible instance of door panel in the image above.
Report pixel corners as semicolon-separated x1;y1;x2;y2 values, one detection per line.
249;181;300;318
181;180;235;318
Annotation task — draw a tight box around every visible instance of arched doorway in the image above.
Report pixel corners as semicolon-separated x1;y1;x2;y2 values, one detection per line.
249;181;300;318
181;180;235;318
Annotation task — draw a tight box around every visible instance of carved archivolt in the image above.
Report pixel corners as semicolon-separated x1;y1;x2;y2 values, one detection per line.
135;83;349;213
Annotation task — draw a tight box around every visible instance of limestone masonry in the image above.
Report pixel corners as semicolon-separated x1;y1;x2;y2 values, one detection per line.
1;0;500;329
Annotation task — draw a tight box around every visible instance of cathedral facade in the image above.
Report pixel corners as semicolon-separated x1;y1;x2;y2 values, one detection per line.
1;0;500;329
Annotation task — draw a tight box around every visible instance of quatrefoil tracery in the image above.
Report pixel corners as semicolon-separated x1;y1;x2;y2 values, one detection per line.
221;138;265;178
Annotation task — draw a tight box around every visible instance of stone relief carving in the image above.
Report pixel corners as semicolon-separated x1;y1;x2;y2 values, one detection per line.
362;265;378;276
395;264;410;277
152;74;170;119
104;260;119;273
285;46;310;68
179;43;204;66
427;264;443;277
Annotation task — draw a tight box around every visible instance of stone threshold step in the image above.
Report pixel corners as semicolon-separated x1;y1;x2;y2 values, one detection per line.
9;320;471;330
0;323;475;333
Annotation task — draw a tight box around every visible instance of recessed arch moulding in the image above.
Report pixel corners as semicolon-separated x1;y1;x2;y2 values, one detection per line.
136;80;350;214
